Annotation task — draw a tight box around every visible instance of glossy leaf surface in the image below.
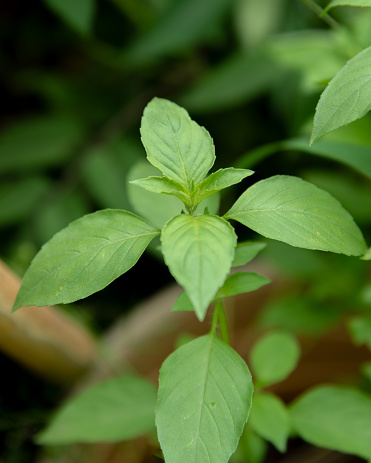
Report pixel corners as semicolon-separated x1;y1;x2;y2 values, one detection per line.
140;98;215;189
225;175;367;256
37;374;157;444
311;45;371;143
161;214;236;320
156;334;253;463
13;210;159;310
290;385;371;459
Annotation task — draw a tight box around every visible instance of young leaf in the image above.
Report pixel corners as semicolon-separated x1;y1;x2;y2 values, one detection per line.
249;393;290;453
250;331;300;387
311;45;371;143
43;0;95;36
130;176;190;204
13;210;159;311
232;241;267;267
324;0;371;14
37;374;157;445
215;272;270;299
161;214;237;320
156;334;254;463
290;385;371;460
140;98;215;190
225;175;367;256
193;168;254;204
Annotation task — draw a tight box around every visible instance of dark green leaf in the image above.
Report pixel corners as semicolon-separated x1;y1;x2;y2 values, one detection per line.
250;331;300;387
215;272;270;299
140;98;215;189
156;334;253;463
0;115;86;174
225;175;367;256
249;393;290;452
290;385;371;459
13;210;159;310
161;214;236;320
311;45;371;143
232;241;267;267
37;374;157;445
43;0;95;35
0;177;50;227
178;53;276;113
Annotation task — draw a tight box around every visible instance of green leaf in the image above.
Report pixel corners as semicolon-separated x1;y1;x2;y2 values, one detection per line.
362;247;371;260
172;272;270;313
215;272;270;299
0;115;86;174
311;45;371;143
156;334;253;463
230;427;267;463
140;98;215;190
37;374;157;445
290;385;371;460
13;210;159;311
250;331;300;387
225;175;367;256
178;53;276;113
232;241;267;267
324;0;371;13
362;362;371;381
161;214;237;321
130;176;190;204
0;177;50;227
43;0;95;35
249;393;290;452
123;0;233;65
193;168;254;204
348;316;371;350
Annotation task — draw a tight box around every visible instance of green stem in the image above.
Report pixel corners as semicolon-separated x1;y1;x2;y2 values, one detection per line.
211;300;230;345
299;0;340;29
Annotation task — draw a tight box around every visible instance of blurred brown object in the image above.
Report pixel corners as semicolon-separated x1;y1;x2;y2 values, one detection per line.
0;258;96;384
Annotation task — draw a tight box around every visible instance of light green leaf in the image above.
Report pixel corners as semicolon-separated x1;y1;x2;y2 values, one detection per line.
0;177;50;227
43;0;95;35
130;176;189;204
37;374;157;445
161;214;236;321
123;0;233;65
290;385;371;460
348;316;371;350
225;175;367;256
156;334;253;463
232;241;267;267
324;0;371;13
250;331;300;387
172;272;270;313
311;45;371;143
140;98;215;189
178;53;276;113
215;272;270;299
193;168;254;203
0;115;86;174
13;210;159;311
249;393;290;452
362;247;371;260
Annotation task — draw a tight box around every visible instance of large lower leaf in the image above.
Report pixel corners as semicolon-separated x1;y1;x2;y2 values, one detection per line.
13;210;159;310
225;175;367;256
311;45;371;143
37;374;157;445
290;385;371;460
156;334;253;463
140;98;215;189
161;214;236;320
